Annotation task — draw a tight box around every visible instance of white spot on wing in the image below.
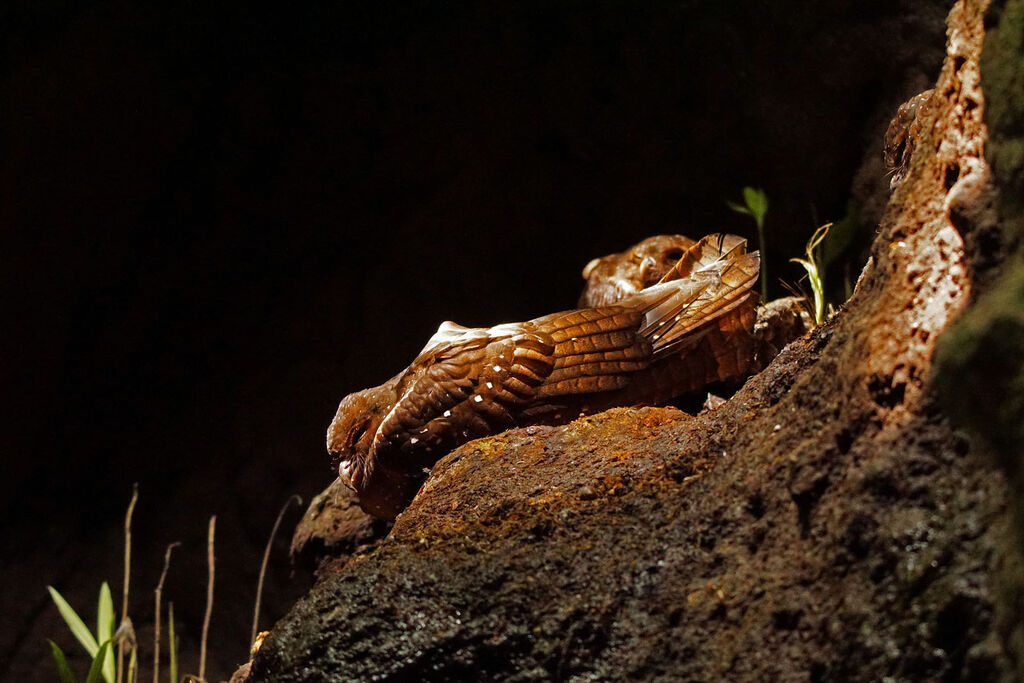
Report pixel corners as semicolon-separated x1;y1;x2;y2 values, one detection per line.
473;395;483;403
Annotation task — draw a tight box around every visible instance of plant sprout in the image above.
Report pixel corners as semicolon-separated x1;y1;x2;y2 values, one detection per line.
47;583;115;683
791;223;833;324
727;187;769;300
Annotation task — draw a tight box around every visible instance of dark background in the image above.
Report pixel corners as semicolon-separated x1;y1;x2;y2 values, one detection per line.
1;1;948;680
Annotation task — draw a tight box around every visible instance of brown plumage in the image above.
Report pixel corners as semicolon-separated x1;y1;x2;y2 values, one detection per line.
328;233;759;519
578;234;697;307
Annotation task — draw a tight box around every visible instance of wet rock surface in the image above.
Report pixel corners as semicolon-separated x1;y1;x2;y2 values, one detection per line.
249;1;1022;680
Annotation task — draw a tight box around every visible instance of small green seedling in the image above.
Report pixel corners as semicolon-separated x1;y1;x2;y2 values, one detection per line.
47;582;116;683
791;223;833;324
48;639;76;683
727;187;770;300
86;641;113;683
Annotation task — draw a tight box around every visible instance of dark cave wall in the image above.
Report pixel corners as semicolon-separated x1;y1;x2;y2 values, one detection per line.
2;1;954;680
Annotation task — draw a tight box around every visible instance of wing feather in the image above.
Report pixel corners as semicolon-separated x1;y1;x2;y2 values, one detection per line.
530;307;651;399
371;232;759;463
628;234;760;361
656;233;749;284
372;322;556;462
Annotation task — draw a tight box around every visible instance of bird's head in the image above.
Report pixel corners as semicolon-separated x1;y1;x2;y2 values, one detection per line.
326;382;422;520
580;234;696;306
628;235;696;286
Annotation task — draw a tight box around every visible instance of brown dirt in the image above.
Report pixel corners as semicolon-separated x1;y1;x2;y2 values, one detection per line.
246;0;1024;680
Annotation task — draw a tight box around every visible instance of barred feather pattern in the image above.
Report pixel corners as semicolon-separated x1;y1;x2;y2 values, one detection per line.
328;233;759;519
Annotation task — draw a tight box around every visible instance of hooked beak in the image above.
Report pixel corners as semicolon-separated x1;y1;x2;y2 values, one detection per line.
337;460;362;491
638;255;657;281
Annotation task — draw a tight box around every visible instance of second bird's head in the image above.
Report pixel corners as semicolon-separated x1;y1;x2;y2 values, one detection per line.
326;383;423;520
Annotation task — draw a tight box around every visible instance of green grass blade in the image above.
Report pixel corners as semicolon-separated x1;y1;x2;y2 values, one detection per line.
805;223;830;254
126;644;137;683
48;586;99;657
791;257;825;324
794;222;833;324
49;640;78;683
169;602;178;683
86;641;111;683
102;648;114;683
97;583;114;642
97;583;115;683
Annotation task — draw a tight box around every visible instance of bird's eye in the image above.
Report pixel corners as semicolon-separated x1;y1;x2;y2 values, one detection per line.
665;249;685;262
349;421;371;450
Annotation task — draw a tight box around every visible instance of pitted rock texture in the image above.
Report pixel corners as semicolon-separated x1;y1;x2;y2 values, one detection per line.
933;0;1024;673
248;0;1024;680
290;479;392;572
